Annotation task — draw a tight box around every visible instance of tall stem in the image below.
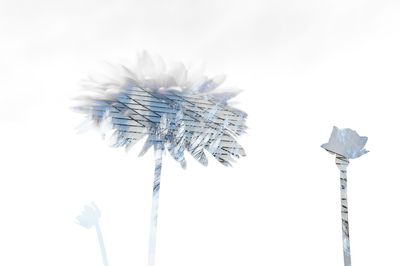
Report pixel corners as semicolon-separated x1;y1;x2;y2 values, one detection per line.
148;145;163;266
95;223;109;266
335;155;351;266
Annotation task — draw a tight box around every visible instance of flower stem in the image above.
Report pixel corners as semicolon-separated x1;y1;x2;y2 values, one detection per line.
335;155;351;266
95;222;109;266
148;145;163;266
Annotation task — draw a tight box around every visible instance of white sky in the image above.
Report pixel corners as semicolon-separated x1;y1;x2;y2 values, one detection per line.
1;0;400;266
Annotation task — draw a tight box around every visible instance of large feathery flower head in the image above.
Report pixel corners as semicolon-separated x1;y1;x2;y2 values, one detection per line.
75;52;247;167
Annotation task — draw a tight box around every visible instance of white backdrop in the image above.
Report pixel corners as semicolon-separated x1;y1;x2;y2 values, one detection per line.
1;0;400;265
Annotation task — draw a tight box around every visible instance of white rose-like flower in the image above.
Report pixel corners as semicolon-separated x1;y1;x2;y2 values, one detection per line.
321;126;368;159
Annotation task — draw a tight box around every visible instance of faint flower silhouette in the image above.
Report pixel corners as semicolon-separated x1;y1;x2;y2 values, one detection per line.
76;202;109;266
74;52;247;266
321;126;368;266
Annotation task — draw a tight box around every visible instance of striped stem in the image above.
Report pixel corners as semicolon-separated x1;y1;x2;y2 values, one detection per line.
148;145;163;266
335;155;351;266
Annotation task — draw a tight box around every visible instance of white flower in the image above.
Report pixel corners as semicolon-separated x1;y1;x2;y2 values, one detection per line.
321;126;368;159
74;51;247;167
76;202;101;229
